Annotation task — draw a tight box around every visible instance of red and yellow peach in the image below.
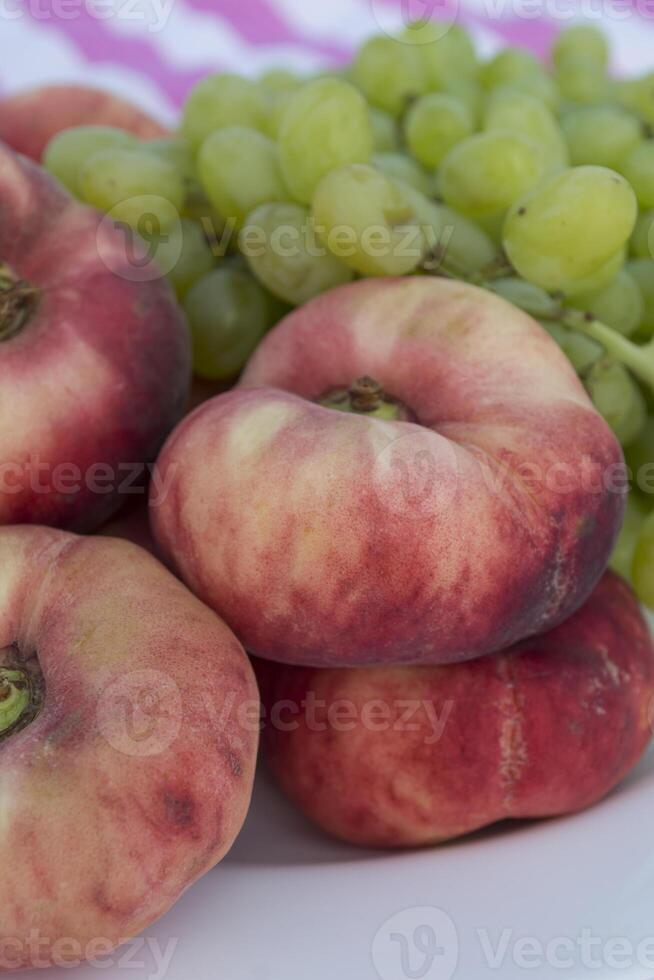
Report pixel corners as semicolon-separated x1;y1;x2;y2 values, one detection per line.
151;278;625;667
0;85;167;161
257;571;654;847
0;140;190;531
0;526;258;970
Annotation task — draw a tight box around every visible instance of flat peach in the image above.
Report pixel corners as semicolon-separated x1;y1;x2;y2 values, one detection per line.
257;572;653;847
0;85;167;160
0;526;257;970
0;140;189;530
152;278;625;667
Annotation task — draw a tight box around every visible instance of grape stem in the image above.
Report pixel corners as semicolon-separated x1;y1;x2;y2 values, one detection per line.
423;251;654;394
557;311;654;392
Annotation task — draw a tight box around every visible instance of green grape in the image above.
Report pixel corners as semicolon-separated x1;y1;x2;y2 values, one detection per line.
373;152;433;197
514;72;560;112
396;182;498;276
439;131;544;223
278;78;373;204
541;322;602;373
153;219;214;298
480;48;542;89
565;249;627;298
258;68;301;93
312;163;425;277
584;356;646;446
309;69;349;84
257;70;303;140
145;136;194;170
627;258;654;335
625;415;654;501
405;93;474;169
561;106;642;171
491;277;559;319
632;509;654;607
552;25;609;69
144;137;206;218
351;35;426;116
555;56;611;105
242;201;353;306
438;209;499;276
609;493;647;581
620;141;654;209
79;148;185;229
401;22;477;87
43;125;136;196
483;87;568;171
184;263;272;381
617;72;654;126
369;108;400;152
181;74;264;153
259;89;295;140
631;210;654;259
198;126;288;230
438;76;484;124
568;268;644;337
503;166;638;293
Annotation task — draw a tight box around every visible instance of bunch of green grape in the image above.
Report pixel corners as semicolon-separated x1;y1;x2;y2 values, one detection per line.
42;22;654;606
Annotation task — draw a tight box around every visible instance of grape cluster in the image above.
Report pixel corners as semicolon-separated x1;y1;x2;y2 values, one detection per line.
42;22;654;604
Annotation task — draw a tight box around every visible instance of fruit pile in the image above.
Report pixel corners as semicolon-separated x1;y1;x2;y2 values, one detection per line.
0;18;653;971
4;22;653;607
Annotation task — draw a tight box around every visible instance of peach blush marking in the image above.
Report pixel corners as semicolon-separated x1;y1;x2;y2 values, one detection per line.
534;545;571;631
495;657;528;805
226;398;304;461
347;288;415;367
281;417;402;596
0;770;18;837
598;646;626;686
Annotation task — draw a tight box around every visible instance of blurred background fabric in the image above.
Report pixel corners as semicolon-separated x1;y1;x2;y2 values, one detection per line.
1;0;653;122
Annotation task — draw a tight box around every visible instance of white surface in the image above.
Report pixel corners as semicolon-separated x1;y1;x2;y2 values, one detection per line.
23;741;654;980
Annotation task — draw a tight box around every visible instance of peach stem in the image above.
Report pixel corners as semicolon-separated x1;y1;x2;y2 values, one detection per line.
319;377;411;421
348;376;385;413
0;264;40;342
0;668;30;737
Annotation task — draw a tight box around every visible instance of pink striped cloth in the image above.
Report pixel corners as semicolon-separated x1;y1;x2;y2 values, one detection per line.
0;0;652;124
